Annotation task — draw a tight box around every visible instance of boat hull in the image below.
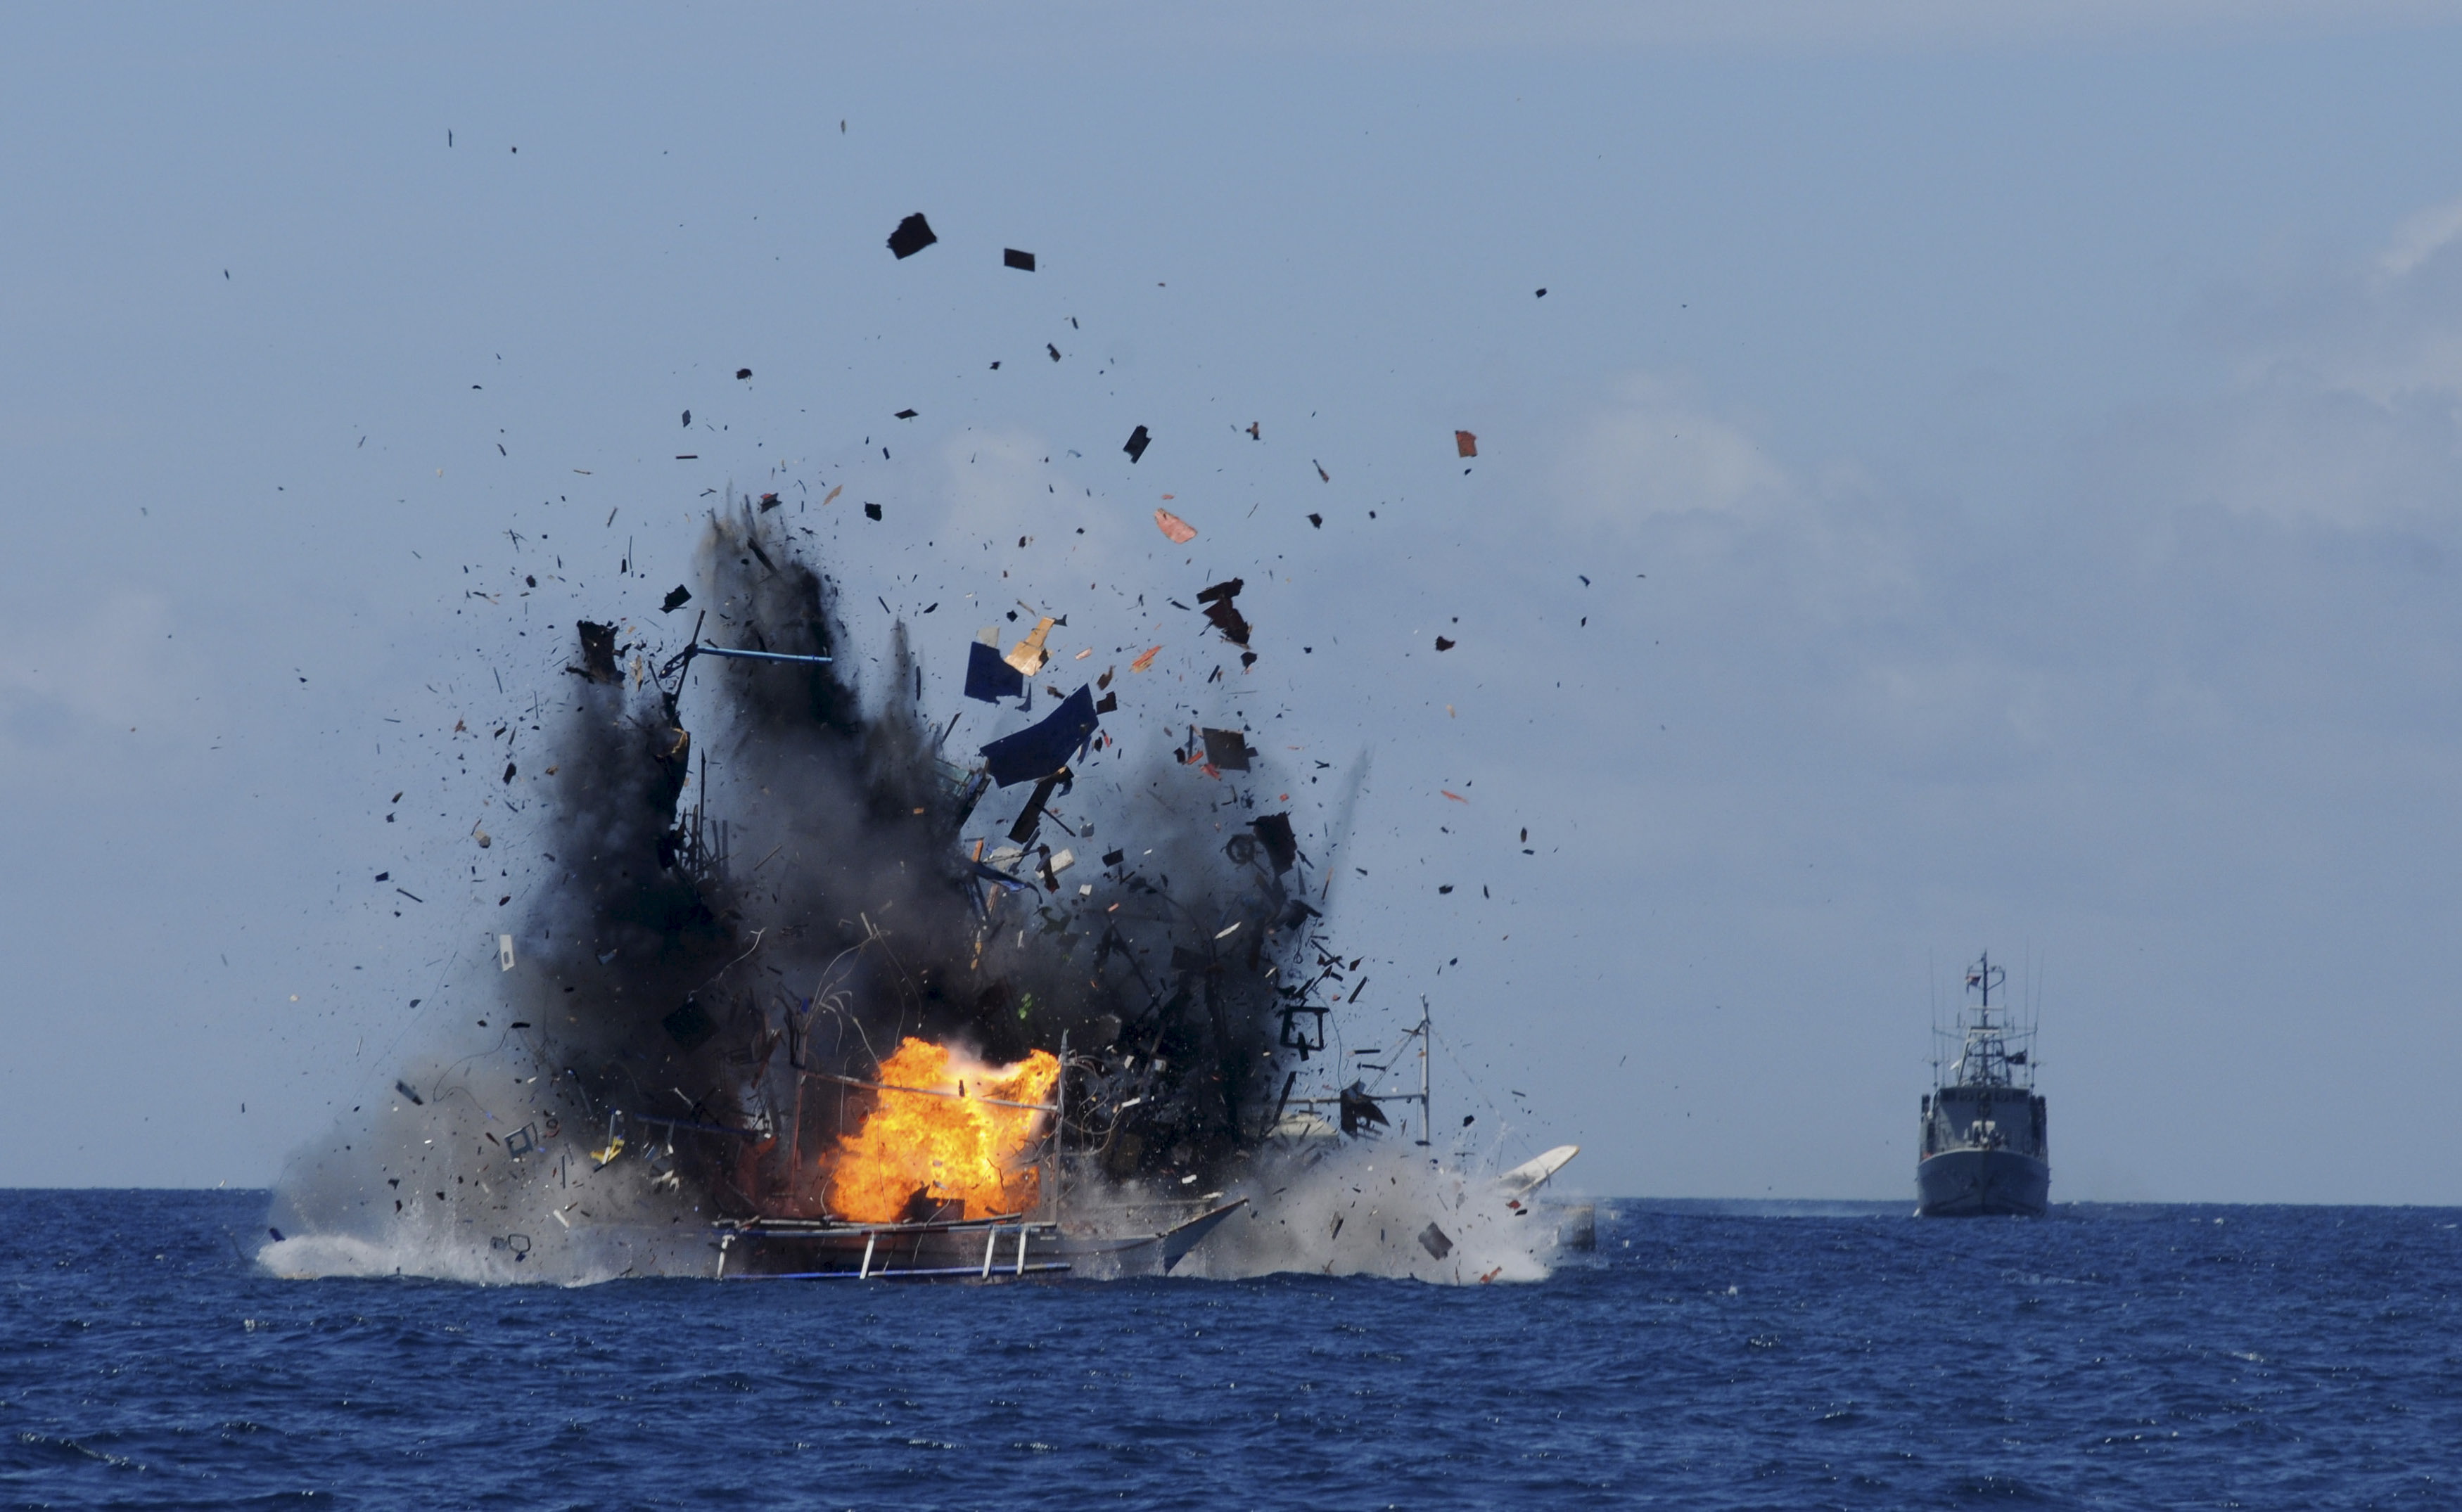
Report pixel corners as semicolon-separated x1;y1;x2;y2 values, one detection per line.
711;1198;1248;1281
1916;1148;2048;1217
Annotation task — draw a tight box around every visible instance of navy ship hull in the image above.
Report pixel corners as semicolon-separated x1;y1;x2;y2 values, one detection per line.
1916;1148;2048;1217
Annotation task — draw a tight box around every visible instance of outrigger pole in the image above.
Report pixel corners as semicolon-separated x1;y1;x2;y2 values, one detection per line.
658;616;836;683
691;645;836;667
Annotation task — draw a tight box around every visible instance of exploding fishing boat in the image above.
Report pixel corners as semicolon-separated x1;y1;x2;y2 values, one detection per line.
260;503;1581;1285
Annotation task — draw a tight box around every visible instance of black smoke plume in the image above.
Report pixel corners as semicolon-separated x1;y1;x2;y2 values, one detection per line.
294;502;1332;1255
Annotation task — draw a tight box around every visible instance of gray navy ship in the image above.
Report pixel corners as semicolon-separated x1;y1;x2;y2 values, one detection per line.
1917;952;2049;1217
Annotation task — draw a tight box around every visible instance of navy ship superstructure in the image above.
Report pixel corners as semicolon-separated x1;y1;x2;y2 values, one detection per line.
1917;952;2049;1217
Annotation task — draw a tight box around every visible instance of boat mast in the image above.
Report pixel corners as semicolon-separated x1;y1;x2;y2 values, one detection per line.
1954;949;2030;1089
1417;999;1431;1148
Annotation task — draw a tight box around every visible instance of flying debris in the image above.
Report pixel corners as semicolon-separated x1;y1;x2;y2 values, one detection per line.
1123;425;1152;463
1005;616;1057;675
1200;727;1252;771
1339;1082;1390;1136
661;586;692;613
571;621;620;683
1455;430;1477;458
1003;248;1037;271
886;212;937;259
1195;578;1250;647
662;996;717;1051
1250;813;1298;873
964;640;1027;703
1154;508;1197;544
980;685;1099;786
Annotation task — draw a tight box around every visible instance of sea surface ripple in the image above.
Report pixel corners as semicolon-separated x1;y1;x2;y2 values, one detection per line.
2;1191;2455;1508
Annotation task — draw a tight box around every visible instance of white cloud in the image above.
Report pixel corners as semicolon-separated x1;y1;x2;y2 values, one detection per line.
0;590;207;767
2378;195;2462;278
2148;196;2462;527
1554;372;1792;532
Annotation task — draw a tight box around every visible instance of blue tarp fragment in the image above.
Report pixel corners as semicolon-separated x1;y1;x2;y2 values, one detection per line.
964;641;1026;703
980;685;1099;786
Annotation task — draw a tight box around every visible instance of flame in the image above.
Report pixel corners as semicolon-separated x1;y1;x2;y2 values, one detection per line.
824;1038;1060;1222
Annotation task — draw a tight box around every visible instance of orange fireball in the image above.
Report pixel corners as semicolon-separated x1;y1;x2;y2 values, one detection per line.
825;1038;1060;1222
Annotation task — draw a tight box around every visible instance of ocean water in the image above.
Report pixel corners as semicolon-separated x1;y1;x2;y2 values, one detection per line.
3;1192;2454;1508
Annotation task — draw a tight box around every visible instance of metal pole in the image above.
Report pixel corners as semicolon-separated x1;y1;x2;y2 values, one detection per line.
694;646;836;667
859;1231;876;1280
1417;999;1432;1148
981;1227;998;1279
1014;1228;1028;1277
1053;1030;1069;1235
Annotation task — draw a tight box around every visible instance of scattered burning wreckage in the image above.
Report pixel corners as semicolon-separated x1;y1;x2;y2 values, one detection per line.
270;502;1583;1283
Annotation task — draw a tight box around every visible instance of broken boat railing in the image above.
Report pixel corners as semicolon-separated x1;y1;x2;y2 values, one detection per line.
713;1213;1061;1281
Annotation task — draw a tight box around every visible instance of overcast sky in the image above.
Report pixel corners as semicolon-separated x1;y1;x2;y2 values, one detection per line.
8;5;2462;1201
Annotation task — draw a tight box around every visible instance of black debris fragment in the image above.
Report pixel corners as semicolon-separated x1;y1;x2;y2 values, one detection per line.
1123;425;1151;463
1194;578;1251;647
964;640;1026;703
681;409;691;428
895;409;918;420
758;493;782;513
661;586;692;613
1007;771;1065;845
1047;343;1061;362
736;368;753;380
395;1081;424;1107
661;995;717;1051
1094;691;1117;715
1251;812;1298;873
1434;636;1454;651
1339;1082;1390;1136
1102;849;1125;867
979;686;1099;786
1201;727;1251;771
1418;1222;1455;1260
863;502;883;521
886;212;937;259
1003;248;1037;271
374;872;389;882
1308;513;1322;528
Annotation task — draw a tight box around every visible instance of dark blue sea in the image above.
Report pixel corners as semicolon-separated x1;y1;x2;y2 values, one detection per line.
4;1192;2455;1508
